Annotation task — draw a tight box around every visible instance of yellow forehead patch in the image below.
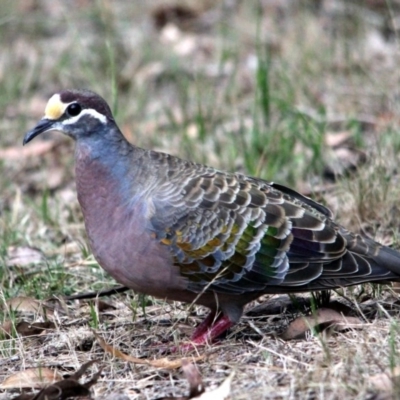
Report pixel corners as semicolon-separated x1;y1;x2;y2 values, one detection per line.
44;94;67;120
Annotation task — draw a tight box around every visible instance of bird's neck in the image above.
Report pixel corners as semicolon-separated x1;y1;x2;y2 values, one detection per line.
73;135;149;250
74;133;146;208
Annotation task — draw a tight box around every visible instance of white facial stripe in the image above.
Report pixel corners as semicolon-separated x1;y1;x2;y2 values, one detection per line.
62;108;107;125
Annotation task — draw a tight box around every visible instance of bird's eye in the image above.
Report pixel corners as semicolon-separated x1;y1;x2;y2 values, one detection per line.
66;103;82;117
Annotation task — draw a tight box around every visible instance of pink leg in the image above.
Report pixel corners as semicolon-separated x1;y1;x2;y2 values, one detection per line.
190;314;233;346
161;312;234;353
190;310;218;341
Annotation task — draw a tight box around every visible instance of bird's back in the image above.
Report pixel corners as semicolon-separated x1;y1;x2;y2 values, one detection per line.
132;149;400;297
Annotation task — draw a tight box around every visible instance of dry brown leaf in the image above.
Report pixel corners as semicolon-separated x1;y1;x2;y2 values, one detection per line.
0;368;62;389
160;24;196;56
391;282;400;294
4;296;53;318
68;359;98;381
6;246;44;267
324;146;366;178
22;380;91;400
9;360;101;400
334;147;365;168
47;241;83;256
5;296;42;313
156;360;233;400
183;360;204;398
17;0;40;13
152;4;200;30
0;320;13;337
16;320;56;337
157;361;204;399
280;308;364;340
370;366;400;394
0;140;57;160
248;295;310;316
133;62;166;88
93;330;204;369
194;372;234;400
325;300;355;316
325;131;353;148
94;299;116;312
0;320;55;338
323;129;367;178
44;166;65;190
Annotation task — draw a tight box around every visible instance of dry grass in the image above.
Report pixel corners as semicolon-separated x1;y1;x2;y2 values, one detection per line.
2;0;400;398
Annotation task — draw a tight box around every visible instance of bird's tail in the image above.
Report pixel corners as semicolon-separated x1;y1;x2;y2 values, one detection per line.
341;228;400;283
293;231;400;292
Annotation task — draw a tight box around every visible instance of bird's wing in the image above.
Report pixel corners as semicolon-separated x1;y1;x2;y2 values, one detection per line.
148;154;377;295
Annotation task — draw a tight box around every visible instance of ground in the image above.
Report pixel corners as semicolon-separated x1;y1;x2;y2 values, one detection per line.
2;1;400;399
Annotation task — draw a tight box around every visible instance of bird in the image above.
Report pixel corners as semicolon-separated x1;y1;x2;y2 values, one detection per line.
23;89;400;347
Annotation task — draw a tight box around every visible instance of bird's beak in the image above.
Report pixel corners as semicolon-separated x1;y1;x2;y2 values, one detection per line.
23;118;56;145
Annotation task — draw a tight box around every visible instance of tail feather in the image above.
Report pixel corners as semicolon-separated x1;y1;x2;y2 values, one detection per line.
346;229;400;277
278;231;400;293
370;245;400;276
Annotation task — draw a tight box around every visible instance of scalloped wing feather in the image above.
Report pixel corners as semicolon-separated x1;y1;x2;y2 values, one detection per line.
148;153;400;296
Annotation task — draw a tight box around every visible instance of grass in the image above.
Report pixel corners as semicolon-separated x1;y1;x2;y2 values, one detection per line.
2;0;400;398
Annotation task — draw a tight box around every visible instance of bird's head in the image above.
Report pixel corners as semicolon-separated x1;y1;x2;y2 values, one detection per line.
23;89;114;145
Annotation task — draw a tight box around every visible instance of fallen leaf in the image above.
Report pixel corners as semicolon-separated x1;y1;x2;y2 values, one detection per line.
92;394;130;400
195;372;234;400
93;330;203;369
0;368;62;389
152;4;199;30
8;360;101;400
16;320;56;337
47;241;85;256
43;166;65;190
370;366;400;394
69;359;99;381
25;380;91;400
392;282;400;294
94;299;116;312
132;62;166;88
6;246;44;267
322;128;367;179
183;360;204;398
334;147;366;169
0;320;13;337
0;140;57;160
324;146;366;179
248;295;311;316
280;308;364;340
4;296;53;318
156;360;234;400
0;320;55;338
325;131;353;148
325;300;355;316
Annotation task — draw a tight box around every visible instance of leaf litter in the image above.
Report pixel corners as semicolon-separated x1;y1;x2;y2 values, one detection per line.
93;330;204;370
2;0;400;399
280;307;365;341
4;360;101;400
155;360;234;400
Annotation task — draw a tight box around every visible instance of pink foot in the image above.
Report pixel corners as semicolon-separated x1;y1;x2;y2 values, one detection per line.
173;312;233;352
190;310;218;340
155;312;234;353
191;314;233;345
